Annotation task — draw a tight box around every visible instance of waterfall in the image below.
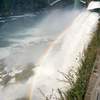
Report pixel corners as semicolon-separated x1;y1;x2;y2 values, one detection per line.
29;11;99;100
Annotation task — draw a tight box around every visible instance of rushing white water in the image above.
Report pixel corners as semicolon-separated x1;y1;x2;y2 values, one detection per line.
0;9;80;100
29;11;99;100
0;10;99;100
0;9;79;70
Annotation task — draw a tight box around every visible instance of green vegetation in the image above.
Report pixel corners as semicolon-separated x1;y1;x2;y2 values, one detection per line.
0;0;75;16
0;0;12;16
0;0;49;16
0;0;95;16
61;23;100;100
43;23;100;100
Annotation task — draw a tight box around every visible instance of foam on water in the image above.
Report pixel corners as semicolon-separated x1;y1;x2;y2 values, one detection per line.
29;11;99;100
0;9;98;100
0;48;10;59
0;9;79;69
0;83;29;100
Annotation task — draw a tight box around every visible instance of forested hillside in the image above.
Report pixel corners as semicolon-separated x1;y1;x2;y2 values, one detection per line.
0;0;96;16
0;0;73;16
0;0;48;16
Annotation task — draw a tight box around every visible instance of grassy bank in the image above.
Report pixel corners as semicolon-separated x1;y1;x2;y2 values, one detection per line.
60;22;100;100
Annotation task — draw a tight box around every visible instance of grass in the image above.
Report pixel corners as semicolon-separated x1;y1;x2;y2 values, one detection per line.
45;23;100;100
43;22;100;100
63;22;100;100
